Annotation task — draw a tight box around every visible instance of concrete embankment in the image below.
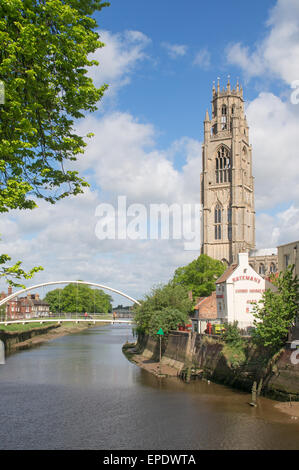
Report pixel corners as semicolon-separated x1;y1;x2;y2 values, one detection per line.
0;323;93;354
126;331;299;401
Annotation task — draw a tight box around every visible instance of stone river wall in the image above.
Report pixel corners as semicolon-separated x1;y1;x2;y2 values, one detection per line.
137;331;299;401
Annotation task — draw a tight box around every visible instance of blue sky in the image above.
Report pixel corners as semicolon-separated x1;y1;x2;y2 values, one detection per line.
94;0;277;148
1;0;299;304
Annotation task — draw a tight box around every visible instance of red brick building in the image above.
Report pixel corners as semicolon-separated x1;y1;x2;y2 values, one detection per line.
191;291;217;333
0;287;50;320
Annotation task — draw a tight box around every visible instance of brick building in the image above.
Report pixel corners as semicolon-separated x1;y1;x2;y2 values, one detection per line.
0;288;50;320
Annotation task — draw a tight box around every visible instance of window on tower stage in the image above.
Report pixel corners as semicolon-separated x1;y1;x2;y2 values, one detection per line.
215;225;221;240
214;204;222;240
215;146;231;183
221;116;227;130
215;204;222;223
221;105;227;129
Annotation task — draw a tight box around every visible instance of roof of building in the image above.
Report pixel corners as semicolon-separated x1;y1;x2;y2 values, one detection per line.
194;291;217;319
250;248;277;256
19;296;49;307
277;240;299;248
215;264;237;284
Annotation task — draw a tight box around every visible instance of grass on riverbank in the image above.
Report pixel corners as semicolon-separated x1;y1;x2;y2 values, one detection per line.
0;322;57;332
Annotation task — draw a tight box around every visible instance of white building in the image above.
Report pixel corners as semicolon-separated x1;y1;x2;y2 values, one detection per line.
215;252;275;331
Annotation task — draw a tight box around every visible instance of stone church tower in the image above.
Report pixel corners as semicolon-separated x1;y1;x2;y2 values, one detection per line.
200;78;255;265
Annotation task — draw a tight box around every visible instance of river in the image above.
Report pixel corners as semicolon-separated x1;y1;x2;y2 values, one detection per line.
0;324;299;450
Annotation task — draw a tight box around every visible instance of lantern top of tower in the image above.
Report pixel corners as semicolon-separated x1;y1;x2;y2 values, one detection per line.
212;77;244;99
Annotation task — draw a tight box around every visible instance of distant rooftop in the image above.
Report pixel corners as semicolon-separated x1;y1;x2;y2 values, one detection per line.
250;248;277;257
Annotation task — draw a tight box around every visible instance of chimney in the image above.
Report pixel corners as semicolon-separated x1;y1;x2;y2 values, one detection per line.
35;293;39;300
8;286;12;296
238;252;249;267
188;290;193;301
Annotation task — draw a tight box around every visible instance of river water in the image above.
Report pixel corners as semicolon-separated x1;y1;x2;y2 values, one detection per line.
0;325;299;450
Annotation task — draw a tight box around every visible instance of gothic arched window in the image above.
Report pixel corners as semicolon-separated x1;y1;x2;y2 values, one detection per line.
221;105;227;129
214;204;222;240
215;146;231;183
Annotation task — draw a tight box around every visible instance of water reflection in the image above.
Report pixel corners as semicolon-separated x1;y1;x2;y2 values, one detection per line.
0;325;298;450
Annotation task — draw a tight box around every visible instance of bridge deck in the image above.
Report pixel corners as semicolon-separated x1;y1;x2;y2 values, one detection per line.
0;319;134;326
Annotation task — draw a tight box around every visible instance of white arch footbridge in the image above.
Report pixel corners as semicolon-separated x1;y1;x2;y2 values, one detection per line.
0;280;140;326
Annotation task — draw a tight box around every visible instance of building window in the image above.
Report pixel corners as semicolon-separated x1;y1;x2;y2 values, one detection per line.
259;264;265;275
215;146;231;183
214;204;222;240
221;105;227;130
215;225;221;240
215;204;221;224
221;116;227;130
284;254;290;269
228;225;232;240
212;124;217;135
270;263;276;273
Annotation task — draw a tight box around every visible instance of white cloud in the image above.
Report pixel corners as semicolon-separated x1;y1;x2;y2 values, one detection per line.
246;92;299;211
89;30;151;93
75;112;202;205
161;42;188;59
226;0;299;84
0;111;202;300
256;205;299;249
193;48;211;70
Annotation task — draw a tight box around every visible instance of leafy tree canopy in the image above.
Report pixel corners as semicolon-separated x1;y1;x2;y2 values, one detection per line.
252;265;299;352
45;283;112;314
172;254;226;299
0;0;109;285
134;283;193;336
0;0;109;212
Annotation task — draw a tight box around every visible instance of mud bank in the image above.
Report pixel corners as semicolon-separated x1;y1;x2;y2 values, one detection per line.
0;323;95;354
126;331;299;401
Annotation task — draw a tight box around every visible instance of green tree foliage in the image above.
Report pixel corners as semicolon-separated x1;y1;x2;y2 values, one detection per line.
252;265;299;352
45;283;112;313
134;283;193;336
0;0;109;285
0;0;109;211
220;321;246;369
172;254;226;298
0;252;42;288
221;321;243;347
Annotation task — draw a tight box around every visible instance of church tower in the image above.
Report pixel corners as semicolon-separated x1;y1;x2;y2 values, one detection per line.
200;78;255;264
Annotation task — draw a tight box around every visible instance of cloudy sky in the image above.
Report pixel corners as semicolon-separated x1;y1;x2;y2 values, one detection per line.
1;0;299;305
